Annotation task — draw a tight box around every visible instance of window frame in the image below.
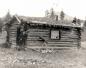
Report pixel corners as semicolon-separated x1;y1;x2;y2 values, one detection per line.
50;29;61;40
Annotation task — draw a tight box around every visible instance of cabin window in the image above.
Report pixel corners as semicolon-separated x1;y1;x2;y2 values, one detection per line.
51;30;60;39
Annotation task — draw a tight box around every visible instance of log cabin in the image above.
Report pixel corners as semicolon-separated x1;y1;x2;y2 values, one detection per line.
5;15;83;49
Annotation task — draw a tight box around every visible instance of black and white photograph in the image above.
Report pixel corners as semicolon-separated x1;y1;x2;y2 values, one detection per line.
0;0;86;68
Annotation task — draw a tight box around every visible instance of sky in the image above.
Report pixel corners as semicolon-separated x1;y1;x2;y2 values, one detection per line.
0;0;86;20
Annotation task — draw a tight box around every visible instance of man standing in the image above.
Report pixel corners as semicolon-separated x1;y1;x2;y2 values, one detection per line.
16;21;28;51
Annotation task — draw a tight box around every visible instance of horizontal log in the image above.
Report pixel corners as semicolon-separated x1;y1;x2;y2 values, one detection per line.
28;30;49;32
26;42;43;45
9;37;78;42
28;31;49;33
9;29;17;31
9;34;16;36
62;32;78;35
61;37;78;40
26;44;78;47
26;41;77;44
27;39;46;41
26;43;77;47
10;41;77;47
48;39;77;42
27;36;49;39
9;31;16;33
9;35;49;38
47;45;77;47
28;35;49;37
61;37;78;39
61;34;78;36
10;38;16;42
62;33;78;35
47;43;77;46
61;36;78;38
28;33;49;36
48;41;77;44
10;27;17;29
9;35;16;38
26;40;77;44
28;32;49;34
63;34;78;36
62;34;78;36
26;46;77;49
27;37;48;39
9;33;16;34
28;29;49;30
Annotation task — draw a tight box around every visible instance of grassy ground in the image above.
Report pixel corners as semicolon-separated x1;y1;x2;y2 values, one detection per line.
0;42;86;68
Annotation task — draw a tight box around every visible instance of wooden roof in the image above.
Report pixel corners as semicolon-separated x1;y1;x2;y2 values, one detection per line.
18;16;83;28
6;15;84;29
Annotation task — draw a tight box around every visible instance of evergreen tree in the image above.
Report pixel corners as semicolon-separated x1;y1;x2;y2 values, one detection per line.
60;11;65;20
4;10;12;22
0;18;3;31
84;19;86;27
50;8;55;19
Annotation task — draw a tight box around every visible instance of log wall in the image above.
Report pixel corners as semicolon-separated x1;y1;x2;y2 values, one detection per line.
8;20;81;48
26;27;80;48
9;20;19;46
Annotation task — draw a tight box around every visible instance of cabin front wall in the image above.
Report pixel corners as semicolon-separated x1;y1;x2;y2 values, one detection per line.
8;21;81;48
26;27;81;48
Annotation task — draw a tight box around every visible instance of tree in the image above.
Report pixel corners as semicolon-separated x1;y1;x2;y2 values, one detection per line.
0;18;3;32
4;10;12;22
50;8;55;19
60;11;65;20
72;17;77;24
84;19;86;27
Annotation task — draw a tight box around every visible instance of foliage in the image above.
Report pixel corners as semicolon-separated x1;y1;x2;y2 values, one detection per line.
60;11;65;20
50;8;55;19
4;11;12;22
0;18;3;32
